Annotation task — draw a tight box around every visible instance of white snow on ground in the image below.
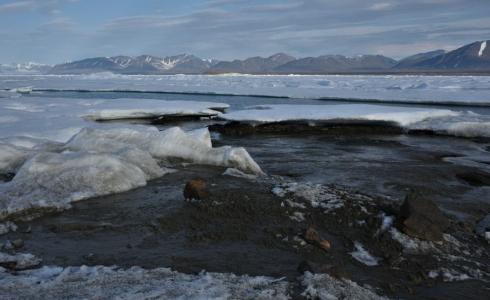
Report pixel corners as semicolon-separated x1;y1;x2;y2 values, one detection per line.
1;74;490;105
428;268;471;282
273;183;345;212
301;272;389;300
0;265;289;300
0;222;17;235
0;252;42;270
0;97;228;142
479;41;487;57
389;228;436;254
222;167;258;180
221;104;490;138
349;242;380;266
0;126;263;220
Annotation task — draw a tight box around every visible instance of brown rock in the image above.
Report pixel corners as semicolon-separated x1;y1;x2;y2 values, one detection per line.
398;191;450;241
11;239;24;249
184;179;209;200
304;226;331;251
305;227;321;243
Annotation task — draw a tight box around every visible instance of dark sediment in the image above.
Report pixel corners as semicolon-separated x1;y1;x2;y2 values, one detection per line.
3;165;489;299
209;120;404;136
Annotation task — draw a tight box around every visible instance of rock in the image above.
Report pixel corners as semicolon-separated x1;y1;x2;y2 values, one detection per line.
0;261;17;270
475;214;490;241
11;239;24;249
2;240;13;250
456;171;490;187
397;191;450;241
184;179;209;200
304;226;331;251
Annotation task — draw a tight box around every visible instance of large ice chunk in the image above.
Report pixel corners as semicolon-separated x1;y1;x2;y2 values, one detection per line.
0;126;262;220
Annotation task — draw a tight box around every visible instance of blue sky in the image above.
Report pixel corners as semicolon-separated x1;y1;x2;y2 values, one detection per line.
1;0;489;64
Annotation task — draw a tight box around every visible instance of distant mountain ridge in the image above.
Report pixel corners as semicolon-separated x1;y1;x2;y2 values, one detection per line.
3;40;489;75
49;54;219;75
398;41;490;70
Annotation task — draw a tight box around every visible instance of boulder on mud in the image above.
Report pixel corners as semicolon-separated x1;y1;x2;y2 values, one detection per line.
475;214;490;241
304;226;331;252
183;179;209;200
397;191;450;241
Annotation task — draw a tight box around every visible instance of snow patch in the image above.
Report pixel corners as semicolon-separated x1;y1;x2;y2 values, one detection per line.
478;41;487;57
0;252;42;270
349;242;380;266
0;265;289;299
0;222;17;235
222;168;258;180
389;228;436;254
428;268;471;282
301;272;389;300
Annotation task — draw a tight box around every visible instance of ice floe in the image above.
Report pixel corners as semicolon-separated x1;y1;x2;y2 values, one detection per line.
0;97;228;142
221;104;490;138
0;265;289;299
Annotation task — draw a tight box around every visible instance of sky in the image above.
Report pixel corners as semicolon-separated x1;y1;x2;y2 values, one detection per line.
0;0;489;64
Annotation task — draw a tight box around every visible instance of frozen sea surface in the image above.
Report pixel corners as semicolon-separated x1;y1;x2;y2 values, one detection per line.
1;74;490;106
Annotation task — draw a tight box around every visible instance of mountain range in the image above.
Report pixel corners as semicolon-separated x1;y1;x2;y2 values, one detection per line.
1;40;489;75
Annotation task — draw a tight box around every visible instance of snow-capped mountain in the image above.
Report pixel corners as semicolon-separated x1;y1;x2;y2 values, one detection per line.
41;40;490;75
49;54;220;74
395;41;490;70
0;62;52;74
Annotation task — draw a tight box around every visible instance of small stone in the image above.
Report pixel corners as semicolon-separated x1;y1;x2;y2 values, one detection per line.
2;240;13;250
304;226;331;252
84;253;95;261
397;191;450;241
475;214;490;238
184;179;209;200
318;239;332;251
0;261;17;270
305;227;321;243
11;239;24;249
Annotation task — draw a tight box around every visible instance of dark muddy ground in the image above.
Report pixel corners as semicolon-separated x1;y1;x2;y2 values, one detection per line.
2;127;490;299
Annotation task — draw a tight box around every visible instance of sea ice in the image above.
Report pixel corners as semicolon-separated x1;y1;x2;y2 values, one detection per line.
221;104;490;138
1;74;490;105
0;126;263;220
0;97;228;142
